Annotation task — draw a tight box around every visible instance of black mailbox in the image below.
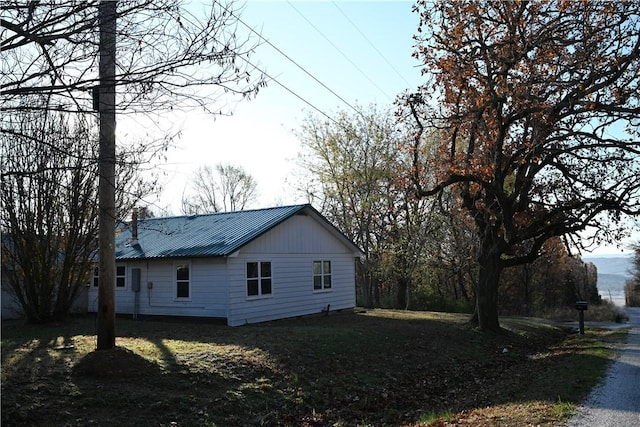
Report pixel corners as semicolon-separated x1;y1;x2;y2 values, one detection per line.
575;301;588;335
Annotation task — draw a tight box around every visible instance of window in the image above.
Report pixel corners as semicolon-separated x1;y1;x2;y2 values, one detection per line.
92;265;126;288
116;265;126;288
246;261;272;297
313;260;332;290
176;263;190;299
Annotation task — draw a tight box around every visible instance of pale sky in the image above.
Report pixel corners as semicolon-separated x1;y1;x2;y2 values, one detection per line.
128;0;636;256
140;1;421;211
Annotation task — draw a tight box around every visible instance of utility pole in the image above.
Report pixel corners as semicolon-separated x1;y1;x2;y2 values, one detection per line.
97;0;117;350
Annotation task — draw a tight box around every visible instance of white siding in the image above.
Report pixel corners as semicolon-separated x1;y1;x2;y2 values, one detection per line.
87;212;359;325
1;278;87;320
1;288;87;320
226;214;357;326
1;288;22;319
87;264;136;314
88;258;228;318
70;286;88;314
244;214;353;255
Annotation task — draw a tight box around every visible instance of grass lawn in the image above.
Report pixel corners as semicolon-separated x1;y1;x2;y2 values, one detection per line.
1;309;624;426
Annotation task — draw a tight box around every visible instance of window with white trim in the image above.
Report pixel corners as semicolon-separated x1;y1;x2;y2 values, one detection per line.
246;261;272;297
92;265;126;288
175;263;190;299
313;260;332;290
116;265;126;288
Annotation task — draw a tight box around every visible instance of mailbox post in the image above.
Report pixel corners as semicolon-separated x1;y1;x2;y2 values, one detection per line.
575;301;588;334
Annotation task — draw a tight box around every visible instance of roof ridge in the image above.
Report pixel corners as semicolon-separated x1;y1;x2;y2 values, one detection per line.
133;204;309;223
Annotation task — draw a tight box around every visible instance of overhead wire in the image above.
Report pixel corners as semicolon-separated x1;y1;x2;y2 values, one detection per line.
213;0;365;120
331;0;413;89
160;2;407;213
241;57;340;126
285;0;395;103
210;0;368;124
211;0;402;130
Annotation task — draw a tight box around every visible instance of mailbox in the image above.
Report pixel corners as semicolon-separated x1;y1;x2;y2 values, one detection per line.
575;301;589;311
575;301;588;335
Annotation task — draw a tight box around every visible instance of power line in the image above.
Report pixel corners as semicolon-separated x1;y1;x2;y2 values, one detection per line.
243;57;339;126
213;0;364;120
286;0;394;102
212;1;392;129
331;1;413;89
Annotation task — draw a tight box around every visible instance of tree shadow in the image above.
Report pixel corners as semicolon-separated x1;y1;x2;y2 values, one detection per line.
0;312;630;426
72;346;162;378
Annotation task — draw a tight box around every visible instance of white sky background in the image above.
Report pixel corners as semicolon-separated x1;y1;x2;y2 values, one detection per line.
124;0;636;256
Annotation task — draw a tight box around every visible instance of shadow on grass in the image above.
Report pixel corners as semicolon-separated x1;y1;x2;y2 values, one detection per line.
0;311;620;426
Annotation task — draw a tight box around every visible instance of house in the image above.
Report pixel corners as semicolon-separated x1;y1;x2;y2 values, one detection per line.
87;204;363;326
1;282;23;320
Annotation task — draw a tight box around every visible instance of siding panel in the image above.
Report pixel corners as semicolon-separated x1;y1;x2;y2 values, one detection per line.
88;258;229;318
239;214;353;255
227;250;356;326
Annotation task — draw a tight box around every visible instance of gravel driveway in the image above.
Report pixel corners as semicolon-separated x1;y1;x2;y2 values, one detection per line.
567;307;640;427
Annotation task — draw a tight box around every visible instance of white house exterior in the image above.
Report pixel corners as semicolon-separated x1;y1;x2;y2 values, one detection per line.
1;247;89;320
87;205;363;326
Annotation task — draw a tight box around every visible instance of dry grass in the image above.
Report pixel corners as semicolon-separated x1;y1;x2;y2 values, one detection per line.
1;309;622;426
543;301;628;323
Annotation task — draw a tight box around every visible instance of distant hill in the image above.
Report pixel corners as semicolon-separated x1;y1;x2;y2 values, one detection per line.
583;255;634;278
598;273;630;288
583;255;634;305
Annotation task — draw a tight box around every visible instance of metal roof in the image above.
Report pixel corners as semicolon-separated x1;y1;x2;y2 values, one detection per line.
114;204;362;260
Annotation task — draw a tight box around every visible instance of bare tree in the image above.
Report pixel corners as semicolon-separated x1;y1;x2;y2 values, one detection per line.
216;163;258;211
297;106;440;308
181;163;258;214
182;165;221;214
1;111;154;323
1;0;264;349
1;0;265;118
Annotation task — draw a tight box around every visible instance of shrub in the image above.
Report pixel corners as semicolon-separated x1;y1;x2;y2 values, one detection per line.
543;300;627;323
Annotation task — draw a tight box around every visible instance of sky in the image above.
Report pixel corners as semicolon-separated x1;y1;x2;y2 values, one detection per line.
146;0;422;212
133;0;636;256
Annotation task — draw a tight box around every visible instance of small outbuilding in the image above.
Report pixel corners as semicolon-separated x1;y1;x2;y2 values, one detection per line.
87;204;363;326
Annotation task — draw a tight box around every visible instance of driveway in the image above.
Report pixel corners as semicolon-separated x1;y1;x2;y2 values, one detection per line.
567;307;640;427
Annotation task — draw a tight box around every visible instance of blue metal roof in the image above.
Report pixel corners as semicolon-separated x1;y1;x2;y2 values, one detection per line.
115;204;358;260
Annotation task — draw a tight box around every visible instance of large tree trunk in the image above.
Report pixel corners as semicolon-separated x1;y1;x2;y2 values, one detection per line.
397;277;409;310
472;241;503;332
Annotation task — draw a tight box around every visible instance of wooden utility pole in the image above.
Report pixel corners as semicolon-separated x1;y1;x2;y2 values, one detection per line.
97;0;117;350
